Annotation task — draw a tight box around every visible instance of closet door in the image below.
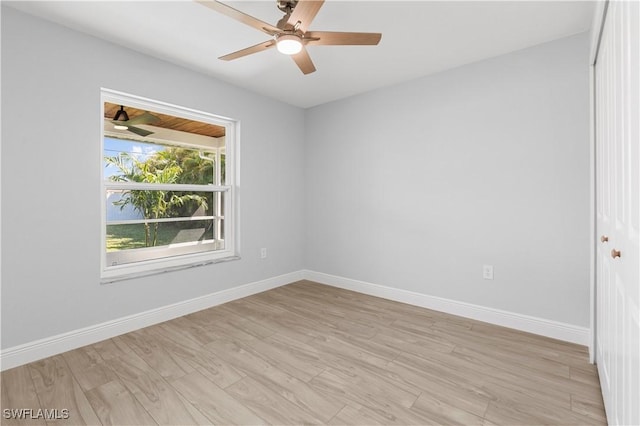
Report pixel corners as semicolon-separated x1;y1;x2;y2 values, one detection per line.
594;2;639;425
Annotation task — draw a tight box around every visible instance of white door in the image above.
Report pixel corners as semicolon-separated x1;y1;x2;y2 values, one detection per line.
594;2;640;425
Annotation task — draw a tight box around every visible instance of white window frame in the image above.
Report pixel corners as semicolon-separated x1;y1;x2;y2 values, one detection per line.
100;88;239;283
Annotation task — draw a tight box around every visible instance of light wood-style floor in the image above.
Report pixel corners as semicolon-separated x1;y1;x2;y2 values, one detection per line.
1;281;606;425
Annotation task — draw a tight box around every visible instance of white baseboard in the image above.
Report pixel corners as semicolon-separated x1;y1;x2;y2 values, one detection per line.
0;271;303;371
302;270;590;346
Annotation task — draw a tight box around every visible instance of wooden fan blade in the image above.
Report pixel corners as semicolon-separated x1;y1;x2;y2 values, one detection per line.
126;126;154;137
196;0;280;35
292;46;316;74
305;31;382;46
287;0;325;33
219;40;276;61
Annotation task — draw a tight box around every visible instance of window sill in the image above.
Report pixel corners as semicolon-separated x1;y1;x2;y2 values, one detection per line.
100;255;241;284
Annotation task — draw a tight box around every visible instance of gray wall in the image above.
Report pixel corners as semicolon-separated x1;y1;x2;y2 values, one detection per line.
1;7;305;349
305;33;591;326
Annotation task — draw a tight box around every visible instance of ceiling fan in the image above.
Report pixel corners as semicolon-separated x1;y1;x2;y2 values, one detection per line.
197;0;382;74
111;105;161;137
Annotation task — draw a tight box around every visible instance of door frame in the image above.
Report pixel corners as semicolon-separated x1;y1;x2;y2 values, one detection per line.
588;0;608;364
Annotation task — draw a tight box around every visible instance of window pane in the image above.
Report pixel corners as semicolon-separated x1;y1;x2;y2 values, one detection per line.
169;191;216;217
106;189;144;221
107;219;215;252
104;138;215;185
105;190;216;220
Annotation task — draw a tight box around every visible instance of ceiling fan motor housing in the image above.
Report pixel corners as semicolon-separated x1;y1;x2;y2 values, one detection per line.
277;0;298;15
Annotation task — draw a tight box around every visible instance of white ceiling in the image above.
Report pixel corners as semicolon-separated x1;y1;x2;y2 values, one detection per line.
7;0;596;108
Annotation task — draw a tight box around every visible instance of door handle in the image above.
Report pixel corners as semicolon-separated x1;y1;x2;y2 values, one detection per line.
601;235;609;243
611;249;621;259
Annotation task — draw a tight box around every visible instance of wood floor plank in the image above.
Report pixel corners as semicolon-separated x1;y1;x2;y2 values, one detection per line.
309;366;419;410
119;329;192;380
308;333;394;369
261;332;329;378
104;352;208;425
328;405;387;425
283;283;418;329
385;358;491;418
395;349;574;411
471;322;588;356
569;365;602;386
205;338;344;422
172;390;213;425
373;323;456;355
62;345;119;392
485;397;605;426
411;391;485;425
253;289;381;339
452;337;572;379
449;345;576;406
309;367;431;425
92;337;132;361
306;335;425;399
485;400;561;426
28;356;101;425
188;305;275;341
1;366;47;426
222;298;324;343
143;321;245;389
394;317;574;380
85;380;156;426
1;281;606;426
470;322;592;370
571;394;608;423
395;329;577;407
329;402;432;426
271;285;398;327
232;333;325;382
225;296;291;317
170;371;266;425
225;375;327;425
156;316;218;347
212;304;280;339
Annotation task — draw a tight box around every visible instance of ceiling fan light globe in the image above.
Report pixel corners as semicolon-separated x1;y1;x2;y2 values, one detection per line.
276;35;302;55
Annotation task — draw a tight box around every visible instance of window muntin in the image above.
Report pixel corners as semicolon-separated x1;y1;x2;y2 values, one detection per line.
101;90;237;282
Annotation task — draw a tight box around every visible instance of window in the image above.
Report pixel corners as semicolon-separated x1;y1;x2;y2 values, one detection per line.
101;89;238;282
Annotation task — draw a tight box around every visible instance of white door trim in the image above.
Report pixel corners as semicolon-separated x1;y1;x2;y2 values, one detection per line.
589;0;609;364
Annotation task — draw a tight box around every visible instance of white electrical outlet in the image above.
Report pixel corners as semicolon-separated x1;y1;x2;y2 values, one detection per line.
260;248;267;259
483;265;494;280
